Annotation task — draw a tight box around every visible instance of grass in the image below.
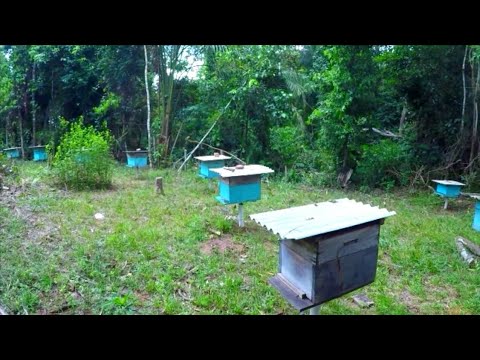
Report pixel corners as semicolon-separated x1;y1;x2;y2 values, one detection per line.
1;161;479;314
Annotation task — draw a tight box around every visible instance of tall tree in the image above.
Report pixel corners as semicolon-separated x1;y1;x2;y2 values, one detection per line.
144;45;153;168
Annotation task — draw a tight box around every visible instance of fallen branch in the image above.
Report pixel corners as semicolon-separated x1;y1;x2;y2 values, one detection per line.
455;238;476;267
371;127;402;138
457;236;480;257
186;139;246;165
177;80;247;172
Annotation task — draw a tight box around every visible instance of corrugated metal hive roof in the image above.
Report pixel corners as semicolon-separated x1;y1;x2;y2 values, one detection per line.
432;180;465;186
210;164;274;178
194;155;231;161
250;198;396;240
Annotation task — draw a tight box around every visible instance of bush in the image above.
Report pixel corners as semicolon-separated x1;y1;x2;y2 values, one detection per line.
355;139;412;190
50;118;114;190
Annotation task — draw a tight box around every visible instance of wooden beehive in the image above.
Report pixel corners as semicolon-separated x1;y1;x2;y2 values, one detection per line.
194;154;231;179
29;145;47;161
210;164;274;205
125;150;148;168
250;198;395;311
3;147;21;159
432;180;465;198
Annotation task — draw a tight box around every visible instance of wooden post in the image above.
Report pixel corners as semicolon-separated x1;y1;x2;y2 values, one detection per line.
155;177;165;195
238;203;244;227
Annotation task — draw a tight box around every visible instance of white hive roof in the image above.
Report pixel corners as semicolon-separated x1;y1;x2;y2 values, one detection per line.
250;198;396;240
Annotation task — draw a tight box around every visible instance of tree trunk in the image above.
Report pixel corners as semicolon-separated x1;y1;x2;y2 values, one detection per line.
157;45;182;160
475;64;480;162
144;45;153;168
32;61;36;146
18;109;25;159
399;103;407;134
461;45;468;135
469;54;477;170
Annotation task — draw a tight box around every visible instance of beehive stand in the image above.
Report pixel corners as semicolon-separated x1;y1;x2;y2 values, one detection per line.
250;198;396;313
432;180;465;209
211;165;274;227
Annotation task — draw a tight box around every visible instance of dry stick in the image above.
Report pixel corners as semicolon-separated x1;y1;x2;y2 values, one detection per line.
185;139;246;165
169;120;184;158
177;80;247;172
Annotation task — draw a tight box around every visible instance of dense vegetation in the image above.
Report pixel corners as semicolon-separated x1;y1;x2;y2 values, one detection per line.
1;45;480;190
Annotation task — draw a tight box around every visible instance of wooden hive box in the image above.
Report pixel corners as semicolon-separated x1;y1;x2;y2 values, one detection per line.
210;164;274;205
250;198;395;311
432;180;465;198
29;145;47;161
194;154;231;179
126;150;148;168
3;147;21;159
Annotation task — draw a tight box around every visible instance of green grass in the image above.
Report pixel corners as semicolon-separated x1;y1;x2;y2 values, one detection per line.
1;161;479;314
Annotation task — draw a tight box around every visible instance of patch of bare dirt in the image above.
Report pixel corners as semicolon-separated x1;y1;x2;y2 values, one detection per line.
0;183;61;244
200;235;244;255
399;290;421;314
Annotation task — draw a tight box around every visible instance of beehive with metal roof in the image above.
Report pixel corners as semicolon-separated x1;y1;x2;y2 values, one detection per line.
250;198;396;311
210;164;274;205
125;150;148;168
432;180;465;198
29;145;47;161
194;154;231;179
3;147;21;159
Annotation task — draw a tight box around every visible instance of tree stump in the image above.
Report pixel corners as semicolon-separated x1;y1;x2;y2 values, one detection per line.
155;177;165;195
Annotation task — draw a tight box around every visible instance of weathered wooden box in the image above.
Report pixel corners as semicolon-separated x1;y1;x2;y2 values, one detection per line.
211;164;274;205
29;145;47;161
432;180;465;198
250;199;395;311
3;147;21;159
126;150;148;168
194;154;231;179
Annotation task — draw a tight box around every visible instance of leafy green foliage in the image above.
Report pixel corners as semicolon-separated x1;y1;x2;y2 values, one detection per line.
51;118;114;190
355;139;412;190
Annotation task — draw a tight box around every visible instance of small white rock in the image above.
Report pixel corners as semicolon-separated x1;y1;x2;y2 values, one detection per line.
94;213;105;220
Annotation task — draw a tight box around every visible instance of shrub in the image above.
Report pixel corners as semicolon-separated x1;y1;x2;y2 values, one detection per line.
355;139;412;190
50;118;114;190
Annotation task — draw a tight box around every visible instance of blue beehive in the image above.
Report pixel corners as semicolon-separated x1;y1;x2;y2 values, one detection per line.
75;148;92;163
3;147;21;159
473;202;480;231
210;164;274;205
432;180;465;198
29;145;47;161
126;150;148;168
194;154;231;179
